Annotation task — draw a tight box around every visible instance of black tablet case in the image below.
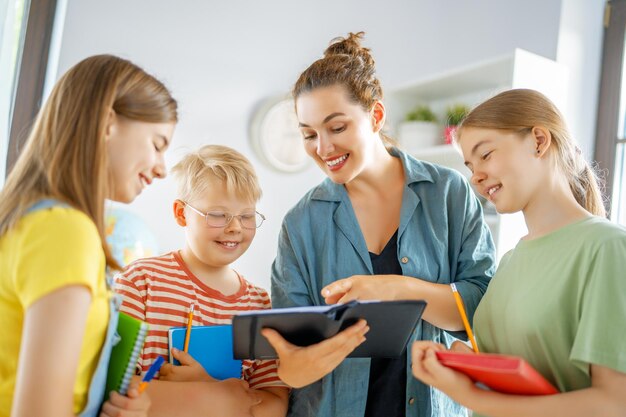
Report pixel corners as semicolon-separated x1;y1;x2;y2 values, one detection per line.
232;299;427;359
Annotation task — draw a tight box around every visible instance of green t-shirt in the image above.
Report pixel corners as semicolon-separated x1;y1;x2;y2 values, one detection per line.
473;216;626;397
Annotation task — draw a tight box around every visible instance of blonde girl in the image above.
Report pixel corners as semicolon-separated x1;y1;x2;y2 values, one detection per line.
412;88;626;417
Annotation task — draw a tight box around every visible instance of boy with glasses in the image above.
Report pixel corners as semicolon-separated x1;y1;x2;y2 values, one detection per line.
115;145;288;416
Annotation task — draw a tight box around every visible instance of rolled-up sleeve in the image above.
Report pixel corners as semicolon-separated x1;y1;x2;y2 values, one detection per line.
451;177;496;328
271;218;313;308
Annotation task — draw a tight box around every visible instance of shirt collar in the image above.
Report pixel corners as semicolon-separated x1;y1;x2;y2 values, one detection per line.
310;147;434;202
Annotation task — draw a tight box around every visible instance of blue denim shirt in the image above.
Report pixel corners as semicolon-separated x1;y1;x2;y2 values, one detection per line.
271;148;496;417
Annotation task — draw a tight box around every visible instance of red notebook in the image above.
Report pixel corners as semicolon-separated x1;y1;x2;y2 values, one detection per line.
435;351;559;395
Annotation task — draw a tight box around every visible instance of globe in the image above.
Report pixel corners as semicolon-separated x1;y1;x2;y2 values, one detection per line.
105;207;159;267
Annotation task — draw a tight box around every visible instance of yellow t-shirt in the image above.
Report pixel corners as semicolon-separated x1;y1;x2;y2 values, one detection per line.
0;206;109;415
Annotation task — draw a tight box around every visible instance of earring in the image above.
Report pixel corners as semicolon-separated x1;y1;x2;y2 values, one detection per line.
537;149;541;154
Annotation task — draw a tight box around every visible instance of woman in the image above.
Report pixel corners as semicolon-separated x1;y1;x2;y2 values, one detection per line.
0;54;178;417
411;89;626;416
263;32;496;417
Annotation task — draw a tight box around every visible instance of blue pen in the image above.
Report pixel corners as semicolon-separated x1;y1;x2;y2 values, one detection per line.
138;356;164;393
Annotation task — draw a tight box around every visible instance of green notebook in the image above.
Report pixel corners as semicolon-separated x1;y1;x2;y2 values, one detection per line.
105;312;149;397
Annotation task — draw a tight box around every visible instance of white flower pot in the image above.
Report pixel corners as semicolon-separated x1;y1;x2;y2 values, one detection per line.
398;121;442;153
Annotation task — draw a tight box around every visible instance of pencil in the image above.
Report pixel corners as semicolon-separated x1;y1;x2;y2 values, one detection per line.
183;303;194;353
450;283;480;353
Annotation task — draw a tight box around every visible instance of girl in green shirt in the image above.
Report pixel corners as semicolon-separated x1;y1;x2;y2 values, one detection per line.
411;88;626;417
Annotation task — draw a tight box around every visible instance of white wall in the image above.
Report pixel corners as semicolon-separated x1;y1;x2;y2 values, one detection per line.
52;0;596;292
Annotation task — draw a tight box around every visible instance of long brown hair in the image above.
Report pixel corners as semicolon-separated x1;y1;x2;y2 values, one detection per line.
0;54;178;269
293;31;394;146
457;88;605;217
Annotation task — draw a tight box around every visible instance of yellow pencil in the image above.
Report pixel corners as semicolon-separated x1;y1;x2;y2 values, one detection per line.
450;283;480;353
183;303;194;353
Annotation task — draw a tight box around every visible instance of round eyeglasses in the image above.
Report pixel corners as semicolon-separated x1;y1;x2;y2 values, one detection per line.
183;201;266;229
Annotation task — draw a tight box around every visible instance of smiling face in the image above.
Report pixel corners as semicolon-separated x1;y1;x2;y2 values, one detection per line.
106;114;175;203
295;85;383;184
178;175;257;270
458;127;545;214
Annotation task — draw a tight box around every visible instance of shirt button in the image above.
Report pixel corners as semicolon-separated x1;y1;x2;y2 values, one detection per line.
401;256;409;264
408;397;415;405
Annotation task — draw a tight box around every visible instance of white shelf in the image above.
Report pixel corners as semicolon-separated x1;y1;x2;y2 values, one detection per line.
390;48;566;261
414;144;459;159
412;144;470;178
389;53;515;101
386;49;569;137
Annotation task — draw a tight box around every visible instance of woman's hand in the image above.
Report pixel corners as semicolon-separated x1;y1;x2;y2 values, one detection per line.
410;341;475;403
323;276;470;331
450;340;474;353
321;274;411;304
159;348;215;382
261;319;369;388
100;381;151;417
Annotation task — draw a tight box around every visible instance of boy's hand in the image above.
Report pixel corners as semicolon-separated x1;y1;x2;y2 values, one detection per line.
100;381;151;417
262;319;369;388
159;348;215;382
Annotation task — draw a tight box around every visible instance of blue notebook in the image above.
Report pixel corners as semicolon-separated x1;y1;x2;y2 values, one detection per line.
168;324;242;380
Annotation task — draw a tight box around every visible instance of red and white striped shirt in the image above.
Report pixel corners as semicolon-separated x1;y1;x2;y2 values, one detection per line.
114;251;285;389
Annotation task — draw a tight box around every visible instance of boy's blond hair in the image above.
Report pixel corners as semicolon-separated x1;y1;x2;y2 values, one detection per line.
171;145;262;203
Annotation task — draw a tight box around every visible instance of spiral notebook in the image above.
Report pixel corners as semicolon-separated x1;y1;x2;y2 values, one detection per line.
105;312;149;397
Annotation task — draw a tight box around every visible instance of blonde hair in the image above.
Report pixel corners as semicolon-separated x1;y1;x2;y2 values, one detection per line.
171;145;262;204
457;89;605;217
0;54;178;269
293;31;394;146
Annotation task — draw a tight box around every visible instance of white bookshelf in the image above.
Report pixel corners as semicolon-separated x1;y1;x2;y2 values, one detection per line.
387;49;568;261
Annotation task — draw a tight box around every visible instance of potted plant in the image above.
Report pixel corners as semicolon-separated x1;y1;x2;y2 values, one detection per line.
444;104;470;144
398;104;440;153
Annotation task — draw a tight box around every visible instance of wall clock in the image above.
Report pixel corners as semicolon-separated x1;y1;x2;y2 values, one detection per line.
250;96;310;173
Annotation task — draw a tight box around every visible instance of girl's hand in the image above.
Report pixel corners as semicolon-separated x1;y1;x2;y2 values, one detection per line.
100;382;151;417
411;341;475;403
261;319;369;388
159;348;215;382
321;275;410;304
